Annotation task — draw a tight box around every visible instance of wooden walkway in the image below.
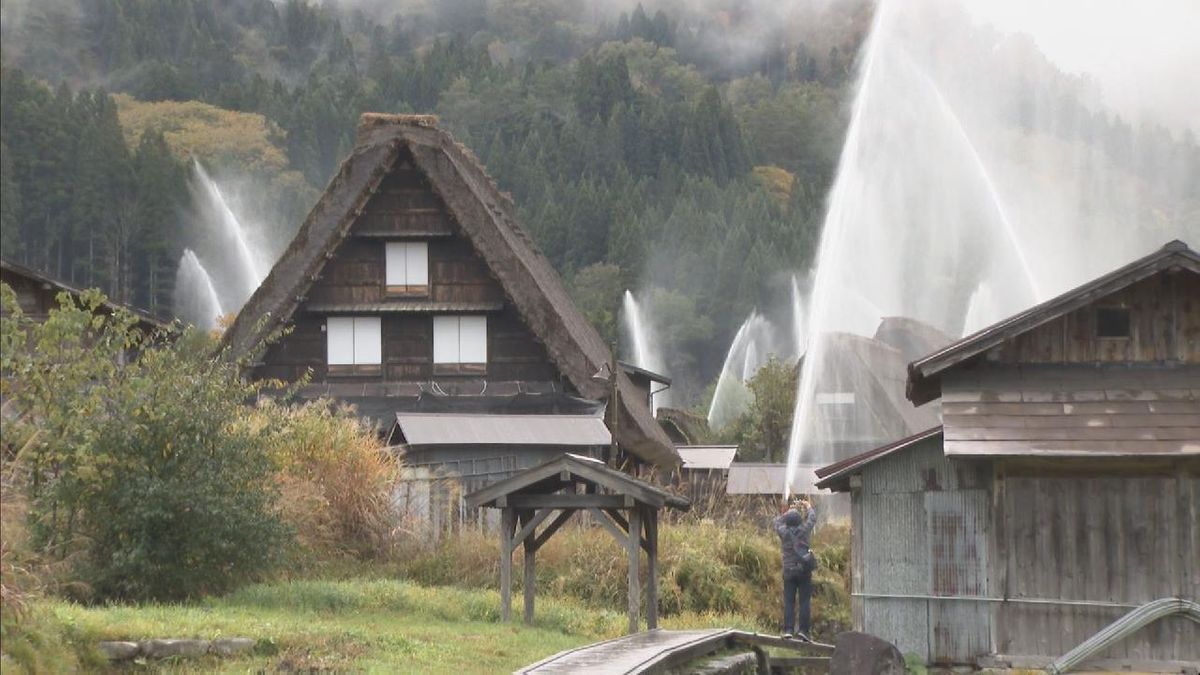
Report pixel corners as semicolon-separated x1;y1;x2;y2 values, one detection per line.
516;629;833;675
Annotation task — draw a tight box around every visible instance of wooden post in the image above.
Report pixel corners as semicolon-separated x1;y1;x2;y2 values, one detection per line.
627;507;641;634
646;508;658;629
500;508;514;622
523;511;536;625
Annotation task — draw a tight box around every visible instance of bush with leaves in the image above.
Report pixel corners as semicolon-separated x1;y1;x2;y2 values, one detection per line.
0;285;287;602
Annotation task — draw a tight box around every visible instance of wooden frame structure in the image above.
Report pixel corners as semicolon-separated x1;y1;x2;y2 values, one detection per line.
465;454;690;633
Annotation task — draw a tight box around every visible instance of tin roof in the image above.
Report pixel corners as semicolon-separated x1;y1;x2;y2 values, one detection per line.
814;426;944;492
725;463;824;495
676;445;738;470
391;412;611;446
465;452;690;511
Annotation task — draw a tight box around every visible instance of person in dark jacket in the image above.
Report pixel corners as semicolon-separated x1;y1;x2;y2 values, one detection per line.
774;497;817;639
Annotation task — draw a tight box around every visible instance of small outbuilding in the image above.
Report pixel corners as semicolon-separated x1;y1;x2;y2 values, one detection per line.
816;241;1200;671
466;453;690;633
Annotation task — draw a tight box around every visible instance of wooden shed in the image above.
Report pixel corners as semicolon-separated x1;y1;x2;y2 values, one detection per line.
816;240;1200;671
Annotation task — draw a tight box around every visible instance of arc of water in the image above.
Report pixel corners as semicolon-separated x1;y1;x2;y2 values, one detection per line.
790;274;806;357
707;312;760;429
899;50;1042;303
784;0;893;497
175;249;225;330
192;160;265;296
622;290;651;369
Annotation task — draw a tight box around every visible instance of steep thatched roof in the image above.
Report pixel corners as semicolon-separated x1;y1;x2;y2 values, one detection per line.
221;114;678;468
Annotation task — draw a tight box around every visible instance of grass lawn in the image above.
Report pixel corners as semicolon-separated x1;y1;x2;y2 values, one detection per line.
47;578;765;673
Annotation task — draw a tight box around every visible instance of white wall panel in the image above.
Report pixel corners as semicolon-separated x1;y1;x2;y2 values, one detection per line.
385;242;406;285
460;316;487;363
433;315;459;363
353;317;382;364
327;317;355;365
406;242;428;285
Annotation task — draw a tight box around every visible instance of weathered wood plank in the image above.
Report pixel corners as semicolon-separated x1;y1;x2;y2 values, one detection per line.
500;508;514;622
945;440;1198;456
944;426;1200;442
627;508;641;635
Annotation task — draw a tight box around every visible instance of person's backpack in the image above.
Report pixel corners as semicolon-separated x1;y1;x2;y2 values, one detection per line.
794;536;818;573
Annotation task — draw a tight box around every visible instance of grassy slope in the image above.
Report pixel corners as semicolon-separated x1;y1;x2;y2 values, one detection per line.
45;579;762;673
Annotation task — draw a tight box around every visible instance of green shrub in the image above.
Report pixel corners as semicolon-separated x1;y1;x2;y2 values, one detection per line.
1;285;288;602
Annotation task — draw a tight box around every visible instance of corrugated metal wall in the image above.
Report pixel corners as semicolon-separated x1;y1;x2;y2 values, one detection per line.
854;436;993;664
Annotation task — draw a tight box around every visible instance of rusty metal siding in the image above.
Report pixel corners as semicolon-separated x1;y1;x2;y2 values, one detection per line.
926;489;991;663
856;438;993;665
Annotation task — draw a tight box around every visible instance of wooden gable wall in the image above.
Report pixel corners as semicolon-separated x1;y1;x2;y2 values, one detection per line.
253;147;560;384
984;270;1199;365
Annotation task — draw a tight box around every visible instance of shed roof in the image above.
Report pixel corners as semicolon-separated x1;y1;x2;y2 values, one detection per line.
908;240;1200;405
465;453;690;510
726;463;823;495
219;114;677;468
0;257;169;331
391;412;610;447
676;445;738;470
814;426;944;492
619;361;672;386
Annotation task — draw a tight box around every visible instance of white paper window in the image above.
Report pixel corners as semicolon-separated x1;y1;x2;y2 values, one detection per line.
327;317;355;365
433;315;487;364
327;316;381;365
385;242;428;287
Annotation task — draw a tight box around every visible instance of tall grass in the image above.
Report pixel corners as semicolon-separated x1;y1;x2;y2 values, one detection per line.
395;520;852;639
257;400;402;565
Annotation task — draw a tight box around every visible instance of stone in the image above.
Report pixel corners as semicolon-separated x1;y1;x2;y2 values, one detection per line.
97;641;141;661
140;639;211;659
830;631;906;675
210;637;256;657
691;652;757;675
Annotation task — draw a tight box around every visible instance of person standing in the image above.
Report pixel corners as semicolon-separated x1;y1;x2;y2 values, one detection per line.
774;497;818;639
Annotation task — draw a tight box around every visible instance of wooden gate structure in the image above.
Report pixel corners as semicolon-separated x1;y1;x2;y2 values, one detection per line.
465;454;690;633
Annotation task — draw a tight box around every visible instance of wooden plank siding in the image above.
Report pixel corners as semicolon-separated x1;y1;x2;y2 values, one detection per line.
252;146;560;386
941;366;1200;456
992;464;1200;662
983;272;1200;365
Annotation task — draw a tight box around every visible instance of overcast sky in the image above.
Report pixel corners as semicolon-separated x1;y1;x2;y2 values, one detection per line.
963;0;1198;136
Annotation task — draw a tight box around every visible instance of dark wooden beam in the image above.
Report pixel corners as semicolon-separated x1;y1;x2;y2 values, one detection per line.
500;508;515;622
521;511;536;625
587;507;629;547
627;507;641;634
645;508;659;630
603;508;652;555
513;508;555;547
507;494;628;509
532;510;574;551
